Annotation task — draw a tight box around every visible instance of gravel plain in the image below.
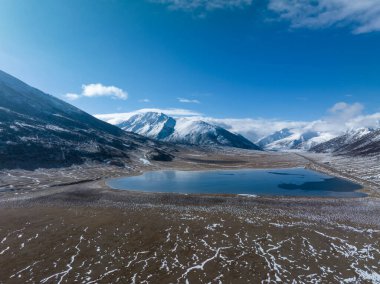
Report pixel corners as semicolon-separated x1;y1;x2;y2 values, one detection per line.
0;149;379;283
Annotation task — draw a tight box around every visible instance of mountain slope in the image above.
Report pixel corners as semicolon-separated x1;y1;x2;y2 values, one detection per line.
0;70;172;169
310;128;380;156
117;112;261;150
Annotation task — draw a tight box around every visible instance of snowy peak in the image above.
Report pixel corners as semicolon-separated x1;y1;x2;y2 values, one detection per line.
119;112;176;140
344;127;374;141
257;128;292;148
172;118;258;149
117;112;261;150
258;129;334;151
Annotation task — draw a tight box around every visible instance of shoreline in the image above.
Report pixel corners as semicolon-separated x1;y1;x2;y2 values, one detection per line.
297;153;380;198
1;149;378;203
104;167;367;199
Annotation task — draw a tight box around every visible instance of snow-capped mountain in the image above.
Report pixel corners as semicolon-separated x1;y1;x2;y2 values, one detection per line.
310;128;380;156
118;112;176;140
257;128;334;151
117;112;261;150
257;128;293;148
0;70;173;169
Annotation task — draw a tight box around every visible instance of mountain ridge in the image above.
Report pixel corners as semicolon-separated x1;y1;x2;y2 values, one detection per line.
257;128;335;151
310;128;380;156
117;112;261;150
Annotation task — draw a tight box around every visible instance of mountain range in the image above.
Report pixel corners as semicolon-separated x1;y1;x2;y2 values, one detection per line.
1;69;379;171
102;111;380;157
117;112;261;150
256;126;380;156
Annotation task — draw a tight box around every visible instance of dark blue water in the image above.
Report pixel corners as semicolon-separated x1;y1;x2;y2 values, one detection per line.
107;168;366;198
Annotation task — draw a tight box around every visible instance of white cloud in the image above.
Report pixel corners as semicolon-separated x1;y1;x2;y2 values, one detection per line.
153;0;380;33
139;98;151;103
308;102;379;134
82;83;128;100
63;83;128;101
347;113;380;130
95;108;202;125
64;93;80;101
268;0;380;34
328;102;363;119
178;97;200;104
153;0;253;11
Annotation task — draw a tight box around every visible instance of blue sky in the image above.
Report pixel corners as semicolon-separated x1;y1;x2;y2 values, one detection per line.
1;0;380;121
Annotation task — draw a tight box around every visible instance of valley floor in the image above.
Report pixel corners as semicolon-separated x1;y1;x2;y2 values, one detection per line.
0;149;379;283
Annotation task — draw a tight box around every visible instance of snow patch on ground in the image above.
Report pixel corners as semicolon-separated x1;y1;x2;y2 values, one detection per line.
139;158;151;165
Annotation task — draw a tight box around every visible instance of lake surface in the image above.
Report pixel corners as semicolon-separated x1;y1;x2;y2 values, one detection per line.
107;168;366;198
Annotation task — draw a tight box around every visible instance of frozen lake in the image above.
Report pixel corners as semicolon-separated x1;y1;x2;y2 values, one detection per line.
107;168;366;198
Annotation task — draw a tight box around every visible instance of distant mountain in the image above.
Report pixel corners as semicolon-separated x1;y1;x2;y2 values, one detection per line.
117;112;261;150
310;128;380;156
258;128;334;151
0;70;173;169
257;128;293;148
